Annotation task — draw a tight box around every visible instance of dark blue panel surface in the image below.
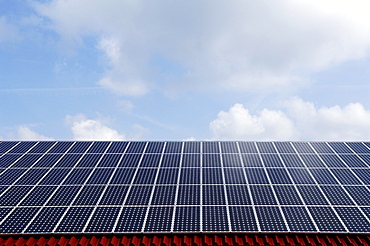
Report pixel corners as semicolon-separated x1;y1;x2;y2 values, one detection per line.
63;168;92;184
222;154;242;167
20;186;58;206
203;185;226;205
297;186;329;205
85;207;120;232
47;186;81;206
0;142;19;153
15;169;48;185
203;206;228;231
340;154;368;168
161;154;181;167
164;142;182;153
300;154;325;167
12;154;42;168
55;207;94;232
256;142;276;153
174;207;200;232
86;168;114;184
145;142;164;153
48;142;74;153
177;185;200;205
202;142;220;153
353;169;370;185
140;154;161;167
309;169;338;184
133;168;157;184
125;186;152;205
310;142;333;153
73;185;105;205
115;207;146;232
320;154;347;167
203;168;223;184
55;154;82;167
344;186;370;206
99;186;128;205
87;142;110;153
274;185;303;205
224;168;246;184
267;169;292;184
280;154;305;167
180;168;200;184
335;207;370;232
331;169;361;185
220;142;239;153
8;142;37;154
110;168;135;184
346;142;370;153
25;207;66;233
144;207;173;232
0;186;33;206
229;207;257;231
67;142;91;153
250;185;277;205
119;154;141;167
282;207;316;232
106;142;128;153
125;142;146;153
256;206;286;231
0;207;39;233
308;207;346;232
241;154;262;167
274;142;295;153
28;142;55;153
358;155;370;166
245;168;269;184
288;169;315;184
183;142;200;153
226;185;251;205
320;186;355;205
0;154;22;168
203;154;221;167
156;168;178;184
151;186;176;205
98;154;122;167
238;142;257;153
291;142;315;153
261;154;283;167
33;154;62;167
0;169;27;185
328;142;353;153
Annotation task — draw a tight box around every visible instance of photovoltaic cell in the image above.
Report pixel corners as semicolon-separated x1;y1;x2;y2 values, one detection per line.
202;206;228;231
12;154;42;168
115;207;146;232
0;186;33;206
222;154;242;167
291;142;315;153
335;207;370;232
8;142;37;154
28;142;55;153
267;169;292;184
106;142;128;153
151;186;176;205
125;142;146;153
85;207;120;232
310;142;334;153
125;186;152;205
0;207;39;233
110;169;135;184
86;168;114;184
273;185;303;205
55;154;82;167
238;142;257;153
15;169;49;185
339;154;368;168
220;142;239;153
183;142;200;153
328;142;353;153
174;207;200;232
274;142;295;153
344;186;370;206
300;154;325;167
67;142;91;153
145;142;164;153
33;154;62;167
202;168;223;184
0;169;27;185
346;142;370;153
0;142;18;153
256;142;277;153
203;154;221;167
282;207;316;232
320;154;347;168
144;207;173;232
73;185;105;205
25;207;66;233
164;142;182;153
99;185;128;205
352;169;370;185
202;142;220;153
156;168;179;184
47;186;81;206
180;168;200;184
288;169;315;184
280;154;305;167
229;207;257;231
261;154;283;167
241;154;262;167
309;169;338;184
40;168;70;185
256;206;286;231
308;207;346;232
224;168;246;184
162;154;181;167
20;186;58;206
119;154;141;167
226;185;251;205
87;142;110;153
133;168;157;184
56;207;94;232
250;185;277;205
48;142;74;153
140;154;161;167
0;154;22;168
245;168;269;184
320;186;355;205
203;185;226;205
98;154;122;167
297;186;329;205
177;185;200;205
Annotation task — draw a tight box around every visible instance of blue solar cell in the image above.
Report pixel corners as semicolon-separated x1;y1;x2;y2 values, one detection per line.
274;185;303;205
183;142;200;153
340;154;369;167
274;142;295;153
346;142;370;154
110;168;135;184
67;142;92;153
85;207;120;232
358;155;370;166
39;168;70;185
164;142;182;153
115;207;146;232
97;154;122;167
177;185;200;205
256;206;287;231
33;154;62;167
222;154;242;167
156;168;179;184
28;142;55;153
25;207;67;233
48;142;74;153
8;142;37;154
203;206;229;231
20;186;58;206
87;142;110;153
335;207;370;232
300;154;325;167
328;142;353;153
353;169;370;185
174;206;200;232
267;169;292;184
241;154;262;167
250;185;277;205
261;154;283;167
125;186;153;205
282;207;316;232
0;207;39;233
119;154;141;167
319;154;347;167
288;169;315;184
224;168;246;184
203;185;226;205
140;154;161;167
310;142;334;153
245;168;269;184
280;154;305;167
0;208;12;222
151;186;176;205
229;207;257;231
125;141;146;153
256;142;277;153
344;186;370;206
226;185;251;205
0;186;33;206
133;168;157;184
55;154;83;167
203;154;221;167
63;168;93;184
181;154;201;167
180;168;200;184
161;154;181;167
55;207;94;232
309;169;338;184
291;142;315;153
220;142;239;153
106;142;128;153
86;168;114;184
12;154;42;168
15;169;48;185
76;154;102;167
0;142;18;153
297;186;329;205
320;186;355;205
203;168;223;184
331;169;362;185
99;185;128;205
0;186;7;195
47;186;81;206
361;207;370;221
144;207;173;232
238;142;258;153
308;207;346;232
0;169;27;185
145;142;164;153
0;154;22;168
203;142;220;153
73;185;105;205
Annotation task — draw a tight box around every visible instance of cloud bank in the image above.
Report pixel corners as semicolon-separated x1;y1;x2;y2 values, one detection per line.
210;97;370;141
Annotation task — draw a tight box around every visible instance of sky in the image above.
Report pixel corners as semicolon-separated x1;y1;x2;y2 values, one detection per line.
1;0;370;141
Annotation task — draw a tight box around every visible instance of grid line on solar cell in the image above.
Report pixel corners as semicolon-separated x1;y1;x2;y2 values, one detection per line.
346;142;370;154
308;207;347;232
238;142;258;153
0;141;19;154
24;207;67;233
334;207;370;232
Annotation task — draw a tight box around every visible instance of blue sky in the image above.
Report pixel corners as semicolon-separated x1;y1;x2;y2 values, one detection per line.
1;0;370;141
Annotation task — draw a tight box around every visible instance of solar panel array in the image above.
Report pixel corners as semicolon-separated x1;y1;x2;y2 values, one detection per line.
0;141;370;234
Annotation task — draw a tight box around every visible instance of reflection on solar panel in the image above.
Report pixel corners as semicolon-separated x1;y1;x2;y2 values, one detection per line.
0;141;370;234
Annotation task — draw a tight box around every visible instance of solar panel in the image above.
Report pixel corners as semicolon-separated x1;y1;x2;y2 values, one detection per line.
0;140;370;234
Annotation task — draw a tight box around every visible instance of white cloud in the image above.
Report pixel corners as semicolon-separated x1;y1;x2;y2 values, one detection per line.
210;98;370;140
6;126;53;140
65;114;125;140
0;16;19;43
34;0;370;94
